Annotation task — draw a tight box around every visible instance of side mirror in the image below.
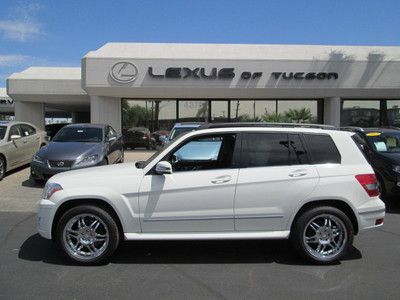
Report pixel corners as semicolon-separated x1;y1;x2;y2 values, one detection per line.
155;161;173;175
159;135;168;142
10;134;21;141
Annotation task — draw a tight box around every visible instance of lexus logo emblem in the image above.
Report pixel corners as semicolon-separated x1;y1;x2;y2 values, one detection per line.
110;62;138;83
57;161;64;167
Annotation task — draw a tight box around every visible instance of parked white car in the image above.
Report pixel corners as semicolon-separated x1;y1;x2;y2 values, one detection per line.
0;121;48;180
37;124;385;265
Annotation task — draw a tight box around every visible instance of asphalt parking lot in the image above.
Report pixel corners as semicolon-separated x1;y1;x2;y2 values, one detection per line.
0;150;400;299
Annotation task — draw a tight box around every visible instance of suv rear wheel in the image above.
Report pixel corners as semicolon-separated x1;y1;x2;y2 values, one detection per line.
56;205;120;265
291;206;354;264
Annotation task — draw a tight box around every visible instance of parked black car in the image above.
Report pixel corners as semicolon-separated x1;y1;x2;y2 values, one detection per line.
122;127;156;149
151;130;169;146
31;123;124;181
45;123;69;140
344;127;400;199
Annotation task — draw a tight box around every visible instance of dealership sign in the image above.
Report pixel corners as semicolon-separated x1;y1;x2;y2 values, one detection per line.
109;62;339;83
0;98;13;106
148;67;338;81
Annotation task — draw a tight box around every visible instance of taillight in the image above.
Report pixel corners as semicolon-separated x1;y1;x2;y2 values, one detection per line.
355;174;379;197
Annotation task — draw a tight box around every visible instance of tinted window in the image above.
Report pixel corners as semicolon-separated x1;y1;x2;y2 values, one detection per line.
167;134;236;172
243;133;290;167
20;124;36;136
53;127;103;143
303;134;341;164
288;134;308;165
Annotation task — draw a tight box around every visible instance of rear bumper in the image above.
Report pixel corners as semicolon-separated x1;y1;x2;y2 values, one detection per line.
357;198;386;232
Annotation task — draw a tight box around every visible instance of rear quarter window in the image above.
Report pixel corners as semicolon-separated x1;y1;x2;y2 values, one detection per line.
303;134;341;164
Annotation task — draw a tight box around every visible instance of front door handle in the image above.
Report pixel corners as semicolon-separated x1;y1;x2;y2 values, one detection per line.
288;169;308;177
211;175;232;184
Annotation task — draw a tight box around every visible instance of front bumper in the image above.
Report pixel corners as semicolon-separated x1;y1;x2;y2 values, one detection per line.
37;199;57;239
31;160;105;181
357;198;386;232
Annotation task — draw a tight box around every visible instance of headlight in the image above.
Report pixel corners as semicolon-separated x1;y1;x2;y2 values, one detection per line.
42;183;63;200
74;154;99;167
393;165;400;173
33;154;44;164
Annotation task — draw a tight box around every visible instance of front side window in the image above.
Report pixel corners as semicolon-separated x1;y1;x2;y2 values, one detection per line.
166;134;236;172
52;127;103;143
8;125;22;141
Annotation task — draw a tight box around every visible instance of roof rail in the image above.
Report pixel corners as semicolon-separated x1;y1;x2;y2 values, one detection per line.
340;126;364;132
199;122;337;130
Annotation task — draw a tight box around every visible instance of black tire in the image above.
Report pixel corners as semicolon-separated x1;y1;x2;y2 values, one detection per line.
0;155;5;181
290;206;354;265
56;205;120;265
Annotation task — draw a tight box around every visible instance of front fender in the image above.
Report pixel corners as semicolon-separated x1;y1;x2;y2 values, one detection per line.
51;187;140;235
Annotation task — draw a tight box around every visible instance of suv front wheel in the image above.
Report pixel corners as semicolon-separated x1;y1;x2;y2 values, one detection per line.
56;205;120;265
291;206;354;264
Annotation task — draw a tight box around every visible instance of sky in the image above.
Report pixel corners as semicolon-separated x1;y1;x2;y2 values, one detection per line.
0;0;399;88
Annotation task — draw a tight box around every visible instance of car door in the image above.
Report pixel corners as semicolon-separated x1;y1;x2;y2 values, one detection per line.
138;133;239;232
234;132;319;232
5;125;28;167
20;124;40;161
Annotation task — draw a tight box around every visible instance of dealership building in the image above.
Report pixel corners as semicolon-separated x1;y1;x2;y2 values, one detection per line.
5;43;400;133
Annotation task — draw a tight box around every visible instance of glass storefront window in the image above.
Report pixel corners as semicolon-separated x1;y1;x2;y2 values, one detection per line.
230;100;276;122
122;99;177;132
211;101;229;122
387;100;400;127
277;100;319;123
179;100;208;123
341;100;380;127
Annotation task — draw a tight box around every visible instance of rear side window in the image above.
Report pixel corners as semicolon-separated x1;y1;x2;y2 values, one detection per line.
303;134;341;164
242;133;308;167
20;124;36;136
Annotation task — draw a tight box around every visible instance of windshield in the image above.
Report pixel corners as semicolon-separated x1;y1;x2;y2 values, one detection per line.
0;126;6;140
169;127;197;140
136;143;169;169
52;127;103;143
366;132;400;153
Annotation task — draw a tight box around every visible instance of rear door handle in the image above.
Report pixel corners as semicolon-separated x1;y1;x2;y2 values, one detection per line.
211;175;232;184
288;169;308;177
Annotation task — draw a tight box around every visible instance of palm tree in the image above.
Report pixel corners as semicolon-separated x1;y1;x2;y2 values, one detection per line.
261;112;288;123
284;108;312;123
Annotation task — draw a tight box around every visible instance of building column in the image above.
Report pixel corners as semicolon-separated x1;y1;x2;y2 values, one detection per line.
71;111;90;123
14;101;45;130
323;97;341;127
90;96;121;133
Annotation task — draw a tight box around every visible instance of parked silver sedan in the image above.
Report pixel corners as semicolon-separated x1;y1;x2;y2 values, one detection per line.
0;121;48;180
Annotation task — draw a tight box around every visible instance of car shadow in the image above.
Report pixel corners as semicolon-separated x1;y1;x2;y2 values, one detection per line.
18;234;362;266
384;198;400;214
21;177;45;188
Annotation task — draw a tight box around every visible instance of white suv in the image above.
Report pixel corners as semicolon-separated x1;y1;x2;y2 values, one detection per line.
37;124;385;265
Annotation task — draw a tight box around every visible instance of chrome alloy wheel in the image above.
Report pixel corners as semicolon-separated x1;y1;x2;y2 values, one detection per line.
303;214;347;261
63;214;109;260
